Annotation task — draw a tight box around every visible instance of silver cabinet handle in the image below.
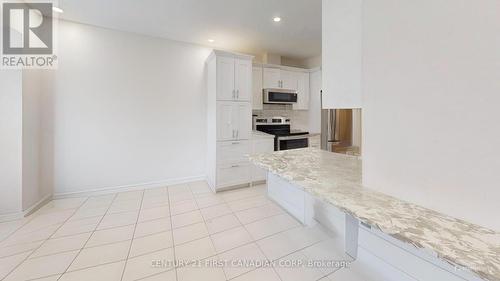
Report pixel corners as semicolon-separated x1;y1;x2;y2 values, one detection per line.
231;164;240;168
231;142;240;145
236;89;239;99
236;130;239;139
232;130;235;138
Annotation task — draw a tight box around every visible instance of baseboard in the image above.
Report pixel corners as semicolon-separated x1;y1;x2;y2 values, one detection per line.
23;193;53;217
0;212;24;223
0;193;52;223
52;175;207;199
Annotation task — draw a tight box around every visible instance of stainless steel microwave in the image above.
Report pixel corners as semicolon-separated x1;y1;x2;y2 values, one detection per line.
263;89;298;104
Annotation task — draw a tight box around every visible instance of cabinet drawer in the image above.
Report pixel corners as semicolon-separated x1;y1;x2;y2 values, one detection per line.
217;140;251;164
216;163;251;189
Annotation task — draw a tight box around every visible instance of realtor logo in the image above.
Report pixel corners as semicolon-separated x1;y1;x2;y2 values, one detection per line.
1;0;58;69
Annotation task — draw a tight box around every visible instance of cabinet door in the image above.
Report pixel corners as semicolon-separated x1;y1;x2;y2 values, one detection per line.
216;102;235;141
233;102;252;140
252;67;263;110
234;59;252;101
281;70;298;90
294;72;310;110
217;56;235;101
263;68;281;89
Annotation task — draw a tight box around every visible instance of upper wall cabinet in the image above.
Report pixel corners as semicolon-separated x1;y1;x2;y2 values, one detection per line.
262;68;299;90
263;68;281;89
322;0;362;109
294;72;310;110
252;66;263;110
281;70;298;90
217;56;252;101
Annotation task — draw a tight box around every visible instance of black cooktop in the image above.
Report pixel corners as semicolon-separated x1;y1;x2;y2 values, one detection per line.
256;124;309;137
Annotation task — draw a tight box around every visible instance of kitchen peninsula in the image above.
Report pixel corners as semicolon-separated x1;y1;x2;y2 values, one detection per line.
249;148;500;281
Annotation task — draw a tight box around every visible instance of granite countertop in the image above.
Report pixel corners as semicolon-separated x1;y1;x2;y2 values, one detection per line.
249;147;500;281
251;130;275;139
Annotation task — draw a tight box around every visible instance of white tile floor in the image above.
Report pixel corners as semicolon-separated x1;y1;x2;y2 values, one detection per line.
0;181;354;281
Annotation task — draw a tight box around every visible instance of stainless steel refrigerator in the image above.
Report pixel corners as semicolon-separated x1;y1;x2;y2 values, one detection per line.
320;92;362;155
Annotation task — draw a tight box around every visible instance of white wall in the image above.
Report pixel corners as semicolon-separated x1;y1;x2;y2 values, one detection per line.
303;55;322;69
22;70;52;210
322;0;362;109
0;70;23;215
362;0;500;231
48;21;211;195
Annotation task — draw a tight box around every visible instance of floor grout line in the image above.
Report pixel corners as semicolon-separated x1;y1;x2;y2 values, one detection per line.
166;186;179;281
0;183;345;281
56;193;119;281
189;183;229;281
1;197;92;281
119;190;145;281
0;204;75;246
231;189;285;281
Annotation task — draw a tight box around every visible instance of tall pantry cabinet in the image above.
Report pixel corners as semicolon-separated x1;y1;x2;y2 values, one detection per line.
206;50;254;192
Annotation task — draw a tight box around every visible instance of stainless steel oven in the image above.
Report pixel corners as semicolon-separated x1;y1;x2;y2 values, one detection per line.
255;117;310;151
263;89;298;104
276;134;309;150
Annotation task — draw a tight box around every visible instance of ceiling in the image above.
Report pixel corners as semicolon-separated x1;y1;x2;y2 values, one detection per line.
58;0;322;59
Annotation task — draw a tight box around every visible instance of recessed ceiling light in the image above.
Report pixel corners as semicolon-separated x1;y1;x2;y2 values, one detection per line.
52;6;64;13
208;39;215;43
273;17;281;22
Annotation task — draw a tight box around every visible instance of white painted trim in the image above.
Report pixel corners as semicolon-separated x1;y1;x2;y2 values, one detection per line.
0;193;52;223
23;194;52;216
208;49;254;61
53;175;206;199
252;62;321;73
0;212;24;223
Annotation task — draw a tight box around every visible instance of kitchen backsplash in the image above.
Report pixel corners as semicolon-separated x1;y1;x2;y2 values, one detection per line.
253;104;310;131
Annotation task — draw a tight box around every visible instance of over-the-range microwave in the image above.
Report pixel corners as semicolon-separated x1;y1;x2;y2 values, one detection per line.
263;88;298;104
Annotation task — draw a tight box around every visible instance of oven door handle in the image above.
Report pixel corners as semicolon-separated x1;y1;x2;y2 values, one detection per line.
277;135;311;141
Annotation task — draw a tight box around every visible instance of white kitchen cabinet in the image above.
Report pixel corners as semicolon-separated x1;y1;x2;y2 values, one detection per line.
216;56;236;101
234;59;252;101
322;0;362;109
217;140;251;166
216;163;252;189
216;102;235;141
252;66;263;110
234;102;252;140
207;50;254;191
263;67;281;89
216;56;251;101
294;72;310;110
263;68;298;90
216;101;251;141
281;70;297;90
